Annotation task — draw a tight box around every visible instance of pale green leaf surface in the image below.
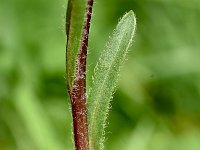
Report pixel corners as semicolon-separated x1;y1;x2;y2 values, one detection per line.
88;11;136;150
66;0;87;89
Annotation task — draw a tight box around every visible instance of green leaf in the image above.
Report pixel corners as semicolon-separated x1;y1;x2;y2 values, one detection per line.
88;11;136;150
66;0;87;90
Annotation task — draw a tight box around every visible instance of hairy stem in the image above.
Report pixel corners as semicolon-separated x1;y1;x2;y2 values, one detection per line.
66;0;94;149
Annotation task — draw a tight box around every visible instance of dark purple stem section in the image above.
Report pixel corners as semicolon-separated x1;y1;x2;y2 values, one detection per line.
68;0;94;150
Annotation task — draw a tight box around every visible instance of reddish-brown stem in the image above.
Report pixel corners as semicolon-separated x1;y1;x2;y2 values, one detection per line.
67;0;94;150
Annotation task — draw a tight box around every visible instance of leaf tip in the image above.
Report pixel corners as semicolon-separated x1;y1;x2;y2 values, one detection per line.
127;10;137;30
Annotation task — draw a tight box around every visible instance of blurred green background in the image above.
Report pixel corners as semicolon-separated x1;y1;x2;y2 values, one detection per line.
1;0;200;149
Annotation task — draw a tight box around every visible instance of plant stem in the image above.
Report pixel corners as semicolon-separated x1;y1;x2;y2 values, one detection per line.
67;0;94;149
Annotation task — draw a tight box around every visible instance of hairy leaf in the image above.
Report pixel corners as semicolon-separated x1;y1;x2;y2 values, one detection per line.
66;0;87;90
88;11;136;150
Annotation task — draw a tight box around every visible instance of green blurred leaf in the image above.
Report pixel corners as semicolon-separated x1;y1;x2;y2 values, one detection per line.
88;11;136;150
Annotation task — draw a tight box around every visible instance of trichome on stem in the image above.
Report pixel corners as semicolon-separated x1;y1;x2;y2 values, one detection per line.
66;0;94;150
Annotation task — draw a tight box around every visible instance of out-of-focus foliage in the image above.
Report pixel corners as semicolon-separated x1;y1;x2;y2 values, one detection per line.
0;0;200;150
